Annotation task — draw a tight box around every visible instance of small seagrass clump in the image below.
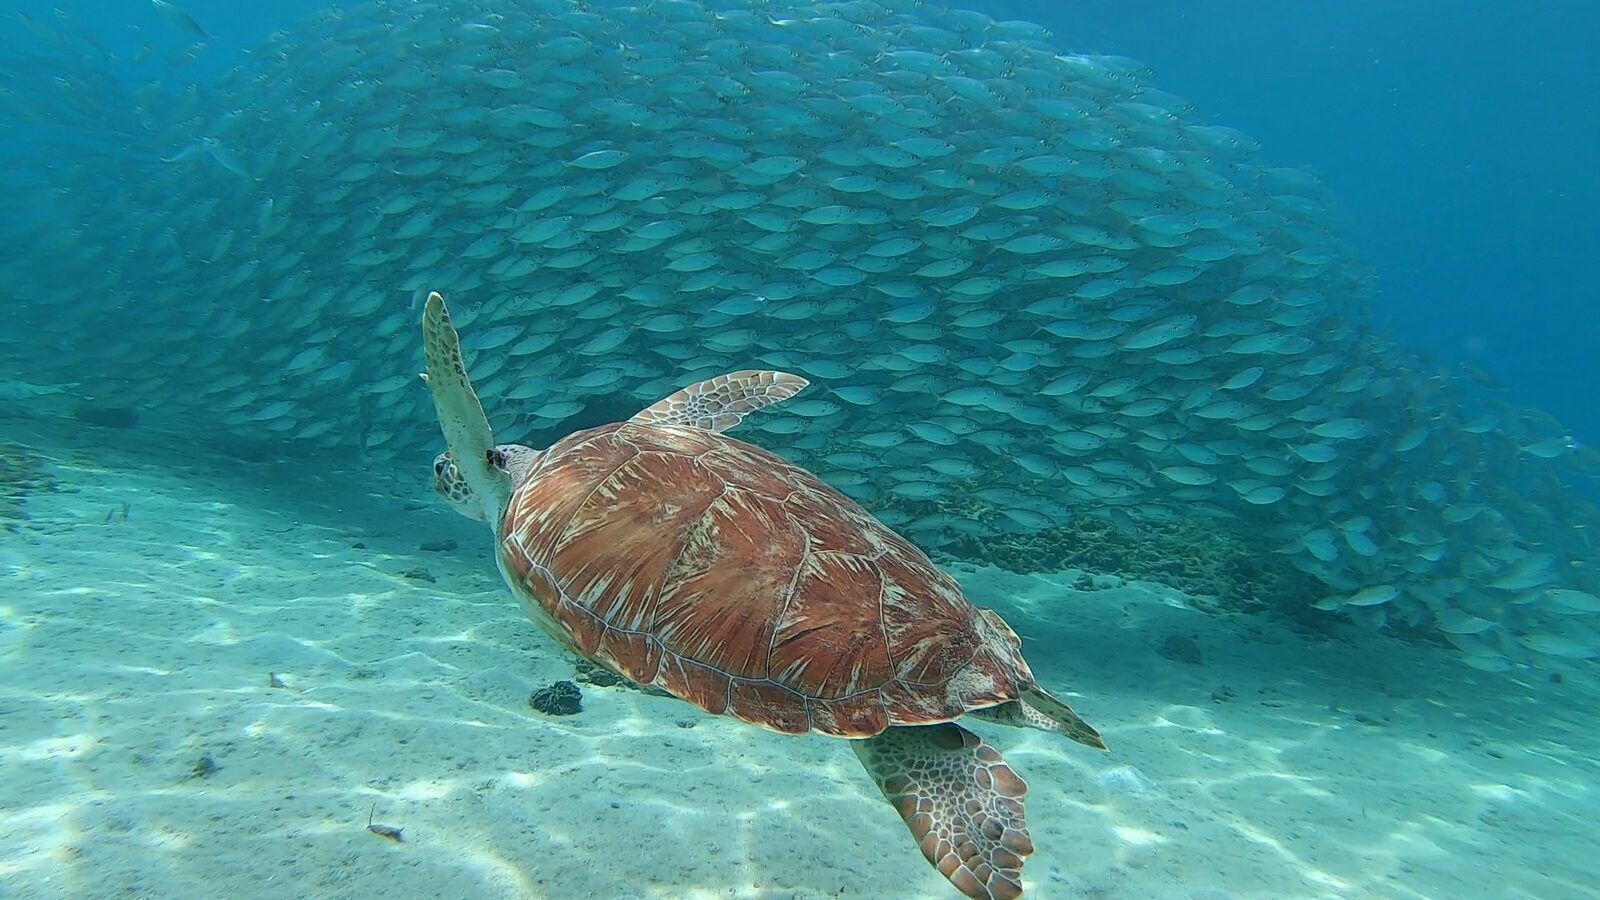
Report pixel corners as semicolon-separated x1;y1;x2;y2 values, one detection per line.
529;680;582;717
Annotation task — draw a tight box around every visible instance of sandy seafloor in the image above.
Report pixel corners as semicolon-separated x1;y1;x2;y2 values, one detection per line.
2;413;1596;900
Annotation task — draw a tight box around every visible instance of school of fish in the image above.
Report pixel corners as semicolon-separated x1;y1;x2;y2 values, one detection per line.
4;0;1599;670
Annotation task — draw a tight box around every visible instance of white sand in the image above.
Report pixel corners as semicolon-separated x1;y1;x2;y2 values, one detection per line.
2;418;1596;899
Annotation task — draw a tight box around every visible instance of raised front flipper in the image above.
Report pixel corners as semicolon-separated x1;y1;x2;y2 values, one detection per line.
628;370;808;432
853;723;1033;900
421;292;509;527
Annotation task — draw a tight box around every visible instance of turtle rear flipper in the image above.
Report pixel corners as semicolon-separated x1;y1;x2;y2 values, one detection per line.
422;292;509;527
1020;686;1106;750
966;685;1107;749
969;688;1106;752
854;723;1032;900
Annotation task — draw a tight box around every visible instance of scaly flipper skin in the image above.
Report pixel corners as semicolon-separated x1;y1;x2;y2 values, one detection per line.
970;689;1108;752
1019;687;1106;751
854;724;1033;900
421;292;509;527
627;369;809;432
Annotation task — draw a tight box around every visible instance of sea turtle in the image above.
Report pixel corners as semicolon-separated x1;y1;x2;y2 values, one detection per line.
420;292;1106;899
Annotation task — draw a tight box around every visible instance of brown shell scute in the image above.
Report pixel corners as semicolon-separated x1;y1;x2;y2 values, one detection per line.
773;550;894;696
656;485;800;679
499;421;1028;737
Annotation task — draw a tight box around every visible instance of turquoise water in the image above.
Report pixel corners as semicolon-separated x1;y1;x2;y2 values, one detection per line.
989;0;1600;452
2;2;1596;898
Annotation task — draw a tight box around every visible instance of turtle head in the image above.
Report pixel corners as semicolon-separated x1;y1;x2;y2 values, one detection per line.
432;443;541;522
432;450;484;521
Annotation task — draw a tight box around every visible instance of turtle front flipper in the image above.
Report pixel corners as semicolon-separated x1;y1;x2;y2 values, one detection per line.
853;724;1032;900
421;292;510;527
629;369;808;432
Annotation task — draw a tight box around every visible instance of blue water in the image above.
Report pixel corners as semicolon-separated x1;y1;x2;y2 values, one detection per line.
983;0;1600;445
19;0;1596;443
442;0;1600;454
